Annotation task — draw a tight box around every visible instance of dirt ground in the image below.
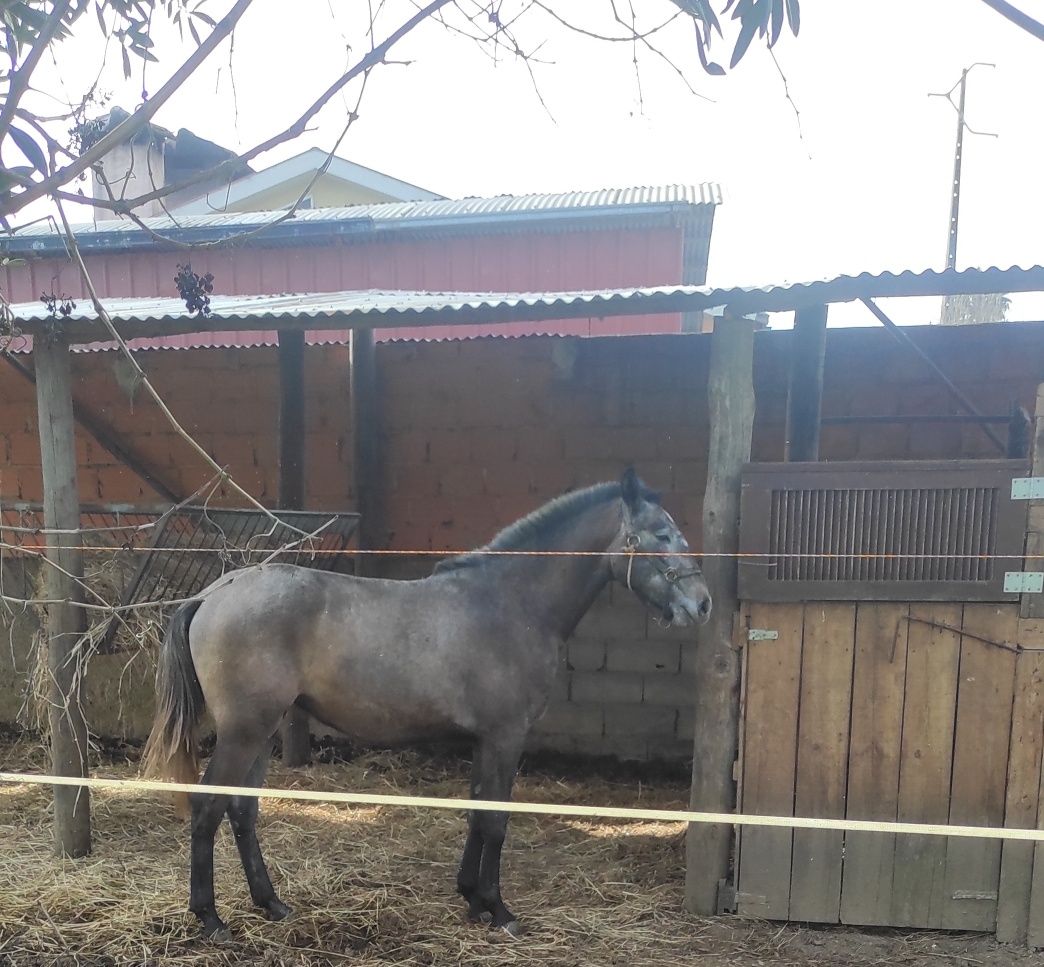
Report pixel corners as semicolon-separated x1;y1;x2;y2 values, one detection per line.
0;732;1038;967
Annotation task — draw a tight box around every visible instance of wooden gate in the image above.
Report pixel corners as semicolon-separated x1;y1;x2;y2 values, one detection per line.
733;460;1044;943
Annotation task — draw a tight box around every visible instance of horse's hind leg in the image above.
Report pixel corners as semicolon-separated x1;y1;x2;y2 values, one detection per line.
226;743;292;922
189;731;267;940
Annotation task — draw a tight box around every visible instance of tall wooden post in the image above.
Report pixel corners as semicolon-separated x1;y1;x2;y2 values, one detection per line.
277;330;312;766
34;334;91;857
350;328;381;578
785;304;828;462
686;310;756;914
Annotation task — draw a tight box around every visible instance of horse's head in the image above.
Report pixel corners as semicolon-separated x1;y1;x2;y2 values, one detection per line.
609;468;712;628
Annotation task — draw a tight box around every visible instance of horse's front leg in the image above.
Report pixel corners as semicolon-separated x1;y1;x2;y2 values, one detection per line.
456;766;488;922
460;732;524;935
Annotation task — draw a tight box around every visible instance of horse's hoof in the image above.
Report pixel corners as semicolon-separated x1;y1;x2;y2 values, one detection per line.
500;920;523;939
467;910;493;925
204;925;232;943
264;900;293;922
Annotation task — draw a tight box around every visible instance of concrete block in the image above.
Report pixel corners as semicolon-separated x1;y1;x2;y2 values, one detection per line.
571;671;643;705
604;705;678;736
605;639;680;674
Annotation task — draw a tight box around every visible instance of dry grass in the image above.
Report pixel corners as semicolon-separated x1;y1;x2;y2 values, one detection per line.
0;733;1039;967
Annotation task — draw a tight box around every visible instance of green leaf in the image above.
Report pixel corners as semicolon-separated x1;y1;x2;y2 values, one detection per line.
694;20;725;75
785;0;800;35
121;43;131;78
769;0;784;46
130;44;159;62
730;13;760;68
192;10;216;28
8;126;47;175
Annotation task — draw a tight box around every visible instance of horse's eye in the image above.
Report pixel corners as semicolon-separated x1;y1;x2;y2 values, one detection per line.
655;532;671;543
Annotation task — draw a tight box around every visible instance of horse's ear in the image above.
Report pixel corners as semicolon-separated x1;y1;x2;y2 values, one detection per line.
621;467;643;514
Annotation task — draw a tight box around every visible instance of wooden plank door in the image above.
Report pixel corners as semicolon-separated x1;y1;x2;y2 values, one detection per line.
788;603;856;922
735;602;804;918
840;603;909;925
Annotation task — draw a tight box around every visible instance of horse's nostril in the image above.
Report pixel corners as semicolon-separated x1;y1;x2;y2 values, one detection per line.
698;598;711;616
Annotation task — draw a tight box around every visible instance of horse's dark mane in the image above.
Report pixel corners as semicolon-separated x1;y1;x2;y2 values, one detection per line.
434;480;660;574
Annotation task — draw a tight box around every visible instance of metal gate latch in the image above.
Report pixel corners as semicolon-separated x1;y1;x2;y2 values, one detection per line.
747;629;779;642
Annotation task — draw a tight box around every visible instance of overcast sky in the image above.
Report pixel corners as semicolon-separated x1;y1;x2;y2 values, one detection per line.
19;0;1044;327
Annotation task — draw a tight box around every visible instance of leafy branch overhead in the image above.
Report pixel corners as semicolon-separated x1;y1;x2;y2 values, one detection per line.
1;0;1042;226
673;0;800;74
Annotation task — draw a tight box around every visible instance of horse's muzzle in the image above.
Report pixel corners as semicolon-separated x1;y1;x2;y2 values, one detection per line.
667;593;712;628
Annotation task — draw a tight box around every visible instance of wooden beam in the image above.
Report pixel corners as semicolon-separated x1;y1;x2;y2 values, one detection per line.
276;330;311;767
3;354;180;502
33;334;91;857
686;310;757;914
860;297;1006;453
785;304;828;461
350;328;381;577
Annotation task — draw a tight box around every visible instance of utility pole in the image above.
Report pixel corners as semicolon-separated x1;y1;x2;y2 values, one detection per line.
931;67;1002;329
929;63;998;323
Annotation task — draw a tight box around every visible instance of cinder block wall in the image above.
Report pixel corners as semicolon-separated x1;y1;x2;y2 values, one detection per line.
2;323;1042;760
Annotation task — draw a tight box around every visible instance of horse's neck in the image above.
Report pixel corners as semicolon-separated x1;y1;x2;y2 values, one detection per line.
494;503;621;640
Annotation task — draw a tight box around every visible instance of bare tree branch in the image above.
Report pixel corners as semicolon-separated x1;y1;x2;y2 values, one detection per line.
979;0;1044;41
241;0;453;164
2;0;256;219
51;199;309;537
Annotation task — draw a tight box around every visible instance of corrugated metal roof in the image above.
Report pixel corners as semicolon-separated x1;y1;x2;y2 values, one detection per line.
6;264;1042;351
5;184;721;251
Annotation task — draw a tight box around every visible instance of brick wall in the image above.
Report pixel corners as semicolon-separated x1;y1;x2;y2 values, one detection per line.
2;321;1042;760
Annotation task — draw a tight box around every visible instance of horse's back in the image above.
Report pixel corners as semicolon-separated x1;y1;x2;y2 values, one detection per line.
184;563;551;744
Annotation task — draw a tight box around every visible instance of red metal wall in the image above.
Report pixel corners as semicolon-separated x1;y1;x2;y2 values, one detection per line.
3;226;687;347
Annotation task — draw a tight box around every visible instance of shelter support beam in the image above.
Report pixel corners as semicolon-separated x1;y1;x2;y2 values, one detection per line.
33;335;91;857
785;304;828;461
276;330;311;767
3;354;180;502
860;298;1006;453
686;309;756;914
350;328;382;577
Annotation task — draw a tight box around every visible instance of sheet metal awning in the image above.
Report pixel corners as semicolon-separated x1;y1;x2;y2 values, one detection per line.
4;264;1042;344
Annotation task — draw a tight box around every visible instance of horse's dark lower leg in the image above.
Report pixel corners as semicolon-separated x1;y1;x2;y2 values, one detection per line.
226;747;291;921
464;735;523;934
188;735;261;940
456;759;487;920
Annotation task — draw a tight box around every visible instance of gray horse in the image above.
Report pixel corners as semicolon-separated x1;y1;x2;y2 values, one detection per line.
143;468;711;941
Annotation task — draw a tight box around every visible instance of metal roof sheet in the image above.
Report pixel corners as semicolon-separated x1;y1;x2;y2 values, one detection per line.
5;264;1042;350
5;183;721;248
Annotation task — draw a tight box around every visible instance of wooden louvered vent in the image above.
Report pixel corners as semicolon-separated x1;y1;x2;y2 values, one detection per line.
737;460;1029;602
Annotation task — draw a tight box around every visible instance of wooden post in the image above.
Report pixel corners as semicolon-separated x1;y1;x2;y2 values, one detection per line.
686;310;756;914
276;330;312;767
34;334;91;857
350;328;381;577
785;304;828;462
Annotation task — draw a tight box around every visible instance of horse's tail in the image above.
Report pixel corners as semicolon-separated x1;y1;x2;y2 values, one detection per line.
142;598;205;817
